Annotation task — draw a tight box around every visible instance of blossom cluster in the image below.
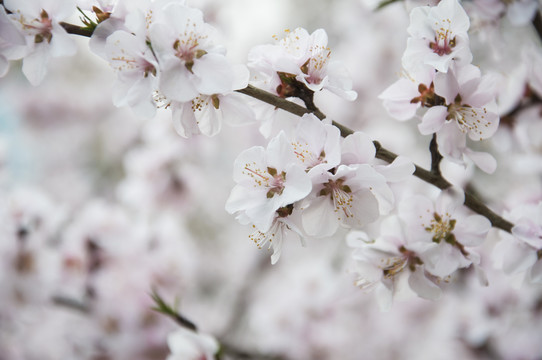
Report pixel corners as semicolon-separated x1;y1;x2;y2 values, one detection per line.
379;0;500;173
1;0;253;137
0;0;77;85
348;189;491;309
226;114;414;264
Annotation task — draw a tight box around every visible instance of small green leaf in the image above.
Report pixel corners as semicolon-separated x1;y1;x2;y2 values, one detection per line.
376;0;403;10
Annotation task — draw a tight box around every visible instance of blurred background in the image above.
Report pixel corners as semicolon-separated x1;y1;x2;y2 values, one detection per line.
1;0;542;359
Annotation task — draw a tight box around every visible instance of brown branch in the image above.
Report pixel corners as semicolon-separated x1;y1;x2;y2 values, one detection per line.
236;85;326;120
235;85;514;233
429;134;443;176
533;9;542;43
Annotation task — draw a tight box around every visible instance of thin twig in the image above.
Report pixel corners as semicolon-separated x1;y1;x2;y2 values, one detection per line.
220;256;271;339
52;295;90;313
150;290;198;331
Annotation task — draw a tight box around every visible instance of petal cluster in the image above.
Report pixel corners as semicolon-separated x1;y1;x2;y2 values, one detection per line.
380;0;500;173
1;0;77;85
92;0;253;137
226;114;414;264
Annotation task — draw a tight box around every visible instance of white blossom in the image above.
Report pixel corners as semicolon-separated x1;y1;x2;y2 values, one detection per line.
248;27;357;100
403;0;472;73
399;189;491;278
3;0;77;85
166;328;219;360
225;131;312;233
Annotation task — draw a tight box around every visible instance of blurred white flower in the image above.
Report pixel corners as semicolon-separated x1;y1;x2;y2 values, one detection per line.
0;6;26;77
494;202;542;283
166;328;219;360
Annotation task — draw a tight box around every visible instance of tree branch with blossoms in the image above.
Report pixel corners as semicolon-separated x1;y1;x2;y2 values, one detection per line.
3;0;542;358
2;8;514;233
233;83;514;232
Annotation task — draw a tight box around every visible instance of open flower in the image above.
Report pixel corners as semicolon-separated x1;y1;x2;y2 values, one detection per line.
0;6;26;77
418;64;500;173
399;188;491;278
300;164;386;237
169;65;253;138
225;131;312;233
248;27;357;100
288;113;341;177
248;205;304;264
3;0;77;85
105;29;159;118
419;64;499;141
402;0;472;73
347;217;442;310
148;2;234;102
378;66;437;121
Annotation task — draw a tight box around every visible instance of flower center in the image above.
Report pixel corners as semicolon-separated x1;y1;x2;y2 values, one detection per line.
173;30;208;72
380;246;423;279
319;178;354;219
429;20;456;56
242;165;286;198
300;45;331;85
249;220;283;250
447;103;492;140
266;167;286;198
16;9;53;43
291;141;326;170
424;212;456;244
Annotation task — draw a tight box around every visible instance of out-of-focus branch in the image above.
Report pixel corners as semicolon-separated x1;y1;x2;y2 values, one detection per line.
220;256;270;339
236;85;514;233
52;295;90;313
150;290;198;331
218;342;288;360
